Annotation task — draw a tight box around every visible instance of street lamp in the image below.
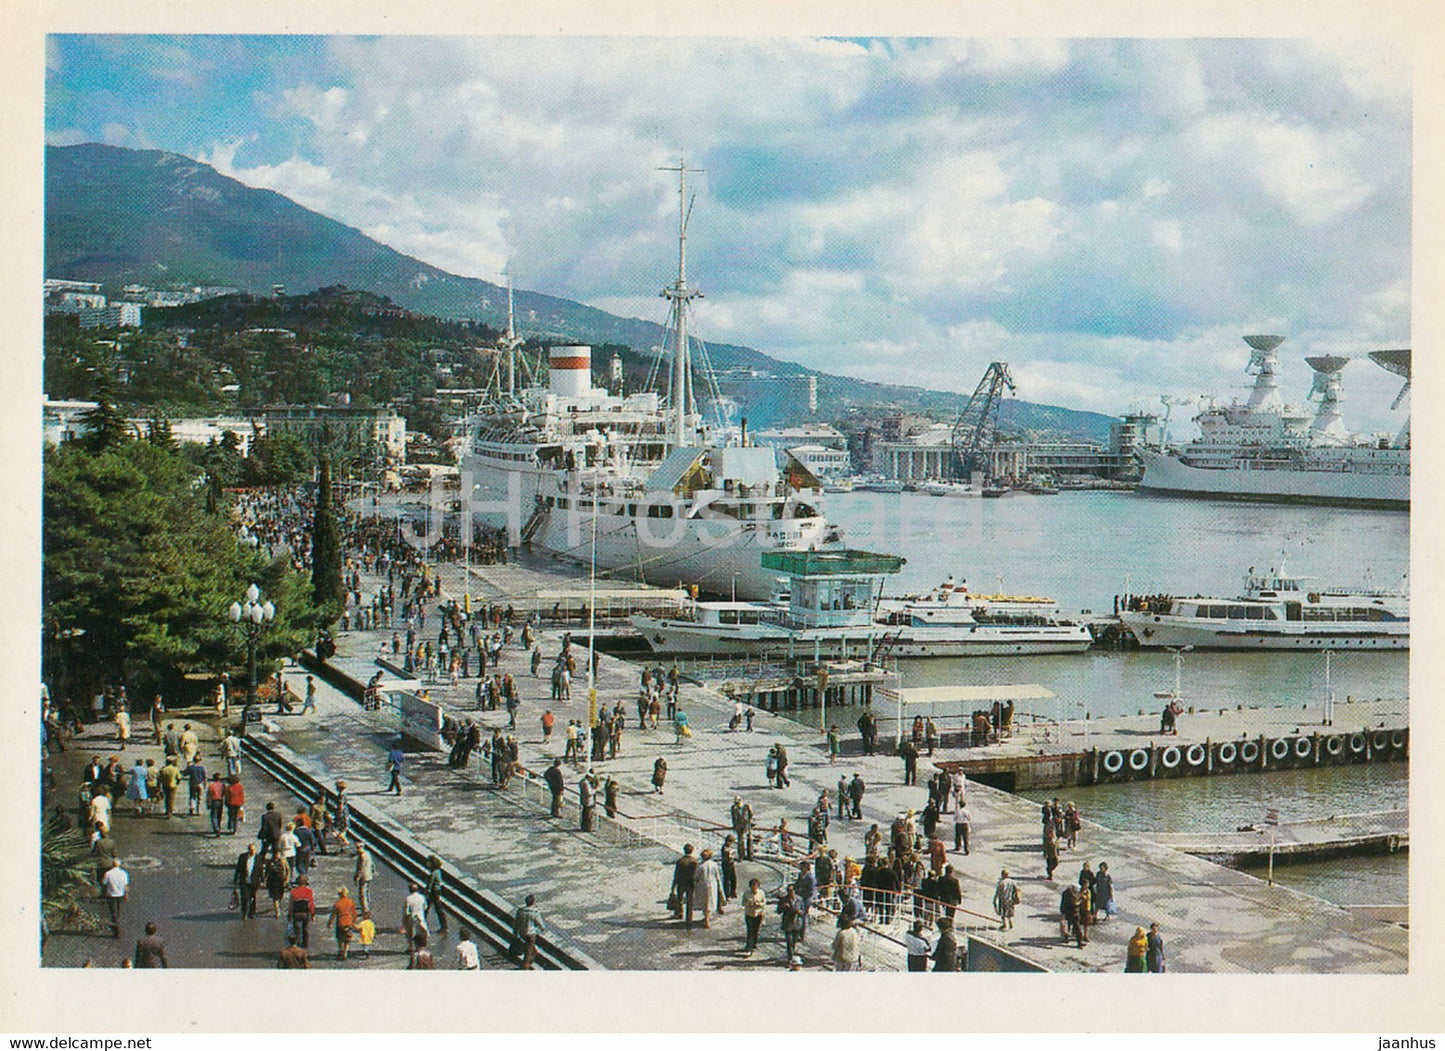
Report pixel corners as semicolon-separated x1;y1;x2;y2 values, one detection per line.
229;583;276;709
1166;644;1193;702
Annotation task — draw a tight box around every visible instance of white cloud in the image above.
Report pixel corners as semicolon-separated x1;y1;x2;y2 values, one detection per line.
78;35;1406;432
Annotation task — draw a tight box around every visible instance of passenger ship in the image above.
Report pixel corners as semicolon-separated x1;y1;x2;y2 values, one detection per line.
462;165;841;600
1118;568;1409;650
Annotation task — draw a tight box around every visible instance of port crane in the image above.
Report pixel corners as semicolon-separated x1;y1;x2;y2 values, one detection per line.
949;361;1015;483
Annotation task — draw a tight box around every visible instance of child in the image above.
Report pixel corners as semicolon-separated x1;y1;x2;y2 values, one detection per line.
356;910;376;959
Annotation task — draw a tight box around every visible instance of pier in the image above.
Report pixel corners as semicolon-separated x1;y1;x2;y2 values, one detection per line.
246;551;1407;973
1150;809;1408;868
929;695;1407;793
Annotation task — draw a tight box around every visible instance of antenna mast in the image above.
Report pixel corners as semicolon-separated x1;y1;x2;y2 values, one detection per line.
659;154;705;447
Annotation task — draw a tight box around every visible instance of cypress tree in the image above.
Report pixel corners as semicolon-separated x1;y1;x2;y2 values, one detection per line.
311;456;344;612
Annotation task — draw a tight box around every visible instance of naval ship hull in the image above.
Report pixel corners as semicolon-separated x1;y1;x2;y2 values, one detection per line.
1137;452;1409;511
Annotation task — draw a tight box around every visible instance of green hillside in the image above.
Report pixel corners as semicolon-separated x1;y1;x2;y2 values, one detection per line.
45;143;1116;442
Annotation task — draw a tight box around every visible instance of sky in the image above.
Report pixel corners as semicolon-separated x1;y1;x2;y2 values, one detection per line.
45;35;1412;433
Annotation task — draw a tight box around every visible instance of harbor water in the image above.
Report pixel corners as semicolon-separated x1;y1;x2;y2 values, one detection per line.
813;489;1411;905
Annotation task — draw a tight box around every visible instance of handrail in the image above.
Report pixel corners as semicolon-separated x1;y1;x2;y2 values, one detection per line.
239;735;600;971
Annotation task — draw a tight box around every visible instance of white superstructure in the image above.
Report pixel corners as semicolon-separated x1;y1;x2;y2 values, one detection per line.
1138;336;1409;510
633;569;1092;658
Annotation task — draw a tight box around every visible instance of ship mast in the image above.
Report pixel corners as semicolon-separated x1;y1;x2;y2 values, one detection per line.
659;155;705;447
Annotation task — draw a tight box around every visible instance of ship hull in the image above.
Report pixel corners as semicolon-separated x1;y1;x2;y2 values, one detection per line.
466;460;831;601
631;615;1092;658
1137;452;1409;511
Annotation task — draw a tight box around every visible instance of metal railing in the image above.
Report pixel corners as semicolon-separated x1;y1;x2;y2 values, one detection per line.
239;734;600;971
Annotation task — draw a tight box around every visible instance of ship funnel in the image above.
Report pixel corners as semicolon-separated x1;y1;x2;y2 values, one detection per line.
549;345;592;398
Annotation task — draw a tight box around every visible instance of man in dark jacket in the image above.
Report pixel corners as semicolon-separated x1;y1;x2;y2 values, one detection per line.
258;801;284;860
544;759;565;818
932;916;959;971
132;922;168;968
847;774;866;819
937;864;963;921
671;844;698;928
234;843;261;918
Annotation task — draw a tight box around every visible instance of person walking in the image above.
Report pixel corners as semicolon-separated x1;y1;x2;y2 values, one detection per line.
1092;862;1115;921
777;886;804;962
741;877;767;956
993;868;1020;931
401;882;427;948
670;844;699;928
731;797;754;860
330;888;358;962
100;858;129;938
157;755;181;819
1125;927;1149;972
831;915;862;971
349;841;373;915
224;775;245;834
774;744;791;788
604;777;619;820
385;739;405;795
233;843;260;918
205;773;225;835
697;848;724;929
578;775;596;832
826;725;841;765
1044;823;1060;882
124;759;148;816
132;922;168;968
1059;883;1086;948
455;927;481;970
847;773;866;820
184;755;207;817
1147;922;1166;973
288;875;316;949
300;676;317;715
512;894;547;970
424;855;449;935
899;738;919;786
544;759;566;818
220;730;242;777
652;756;668;795
953;802;972;854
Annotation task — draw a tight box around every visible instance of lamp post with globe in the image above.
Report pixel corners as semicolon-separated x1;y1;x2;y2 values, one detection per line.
229;583;275;710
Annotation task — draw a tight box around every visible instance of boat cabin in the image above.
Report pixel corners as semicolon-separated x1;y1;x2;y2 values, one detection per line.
760;549;904;631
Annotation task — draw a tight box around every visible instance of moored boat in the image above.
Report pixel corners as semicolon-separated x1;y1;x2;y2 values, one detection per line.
1118;567;1409;650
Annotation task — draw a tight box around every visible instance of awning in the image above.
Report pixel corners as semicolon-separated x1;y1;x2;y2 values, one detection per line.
877;684;1055;706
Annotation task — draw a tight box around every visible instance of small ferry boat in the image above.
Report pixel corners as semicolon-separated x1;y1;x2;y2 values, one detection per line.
1118;567;1409;650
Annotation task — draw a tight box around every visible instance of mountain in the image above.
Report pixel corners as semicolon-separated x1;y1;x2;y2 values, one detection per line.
45;143;1115;441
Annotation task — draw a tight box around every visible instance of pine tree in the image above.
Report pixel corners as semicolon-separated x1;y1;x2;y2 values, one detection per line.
311;456;344;613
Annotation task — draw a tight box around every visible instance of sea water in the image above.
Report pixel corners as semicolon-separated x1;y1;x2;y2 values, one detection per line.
819;488;1411;905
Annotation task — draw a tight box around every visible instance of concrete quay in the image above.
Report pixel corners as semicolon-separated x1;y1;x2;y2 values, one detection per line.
251;552;1409;973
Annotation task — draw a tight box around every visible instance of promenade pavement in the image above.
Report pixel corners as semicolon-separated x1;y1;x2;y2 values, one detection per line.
42;715;490;969
256;551;1408;973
